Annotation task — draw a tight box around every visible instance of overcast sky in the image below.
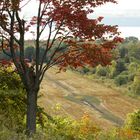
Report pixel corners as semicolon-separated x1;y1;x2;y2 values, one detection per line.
93;0;140;17
21;0;140;39
87;0;140;26
22;0;140;26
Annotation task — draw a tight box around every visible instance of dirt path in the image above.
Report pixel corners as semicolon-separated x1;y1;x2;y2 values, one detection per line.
39;68;140;129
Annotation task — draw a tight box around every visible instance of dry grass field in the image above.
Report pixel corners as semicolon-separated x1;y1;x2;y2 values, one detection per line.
38;67;140;130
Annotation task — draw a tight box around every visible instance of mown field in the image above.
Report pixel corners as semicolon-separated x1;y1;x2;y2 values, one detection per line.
39;67;140;130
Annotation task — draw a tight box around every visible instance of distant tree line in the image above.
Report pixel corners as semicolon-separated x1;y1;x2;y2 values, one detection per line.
77;36;140;96
0;41;67;64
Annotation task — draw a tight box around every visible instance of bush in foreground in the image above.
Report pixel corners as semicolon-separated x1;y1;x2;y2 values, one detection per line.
0;66;140;139
125;109;140;132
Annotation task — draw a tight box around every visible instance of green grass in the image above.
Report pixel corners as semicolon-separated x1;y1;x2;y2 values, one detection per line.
83;95;100;105
65;95;100;105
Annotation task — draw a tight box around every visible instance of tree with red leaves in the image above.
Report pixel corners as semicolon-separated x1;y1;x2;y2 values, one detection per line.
0;0;122;134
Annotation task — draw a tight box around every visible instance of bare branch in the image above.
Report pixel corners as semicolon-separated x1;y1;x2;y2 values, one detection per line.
39;20;53;72
0;24;21;45
20;0;32;9
39;32;70;83
39;20;65;73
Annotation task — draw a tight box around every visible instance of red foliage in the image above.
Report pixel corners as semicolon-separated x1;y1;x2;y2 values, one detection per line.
0;0;123;70
56;38;123;70
0;59;12;67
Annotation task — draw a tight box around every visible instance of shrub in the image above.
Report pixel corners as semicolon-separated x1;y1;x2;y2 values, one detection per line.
91;68;96;74
82;67;90;74
128;74;135;82
87;67;96;74
96;65;108;77
42;113;101;140
119;71;134;82
125;109;140;132
130;74;140;95
128;62;140;74
0;90;26;132
98;128;139;140
0;66;23;90
114;74;128;86
0;66;47;132
0;66;26;131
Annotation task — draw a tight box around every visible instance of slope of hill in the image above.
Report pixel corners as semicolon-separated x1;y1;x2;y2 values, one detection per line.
39;68;140;130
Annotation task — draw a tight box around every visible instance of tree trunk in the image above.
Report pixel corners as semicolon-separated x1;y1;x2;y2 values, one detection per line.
26;89;38;135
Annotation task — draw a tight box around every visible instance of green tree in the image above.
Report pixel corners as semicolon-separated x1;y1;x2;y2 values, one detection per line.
115;59;126;75
119;47;128;58
108;60;117;78
125;36;139;44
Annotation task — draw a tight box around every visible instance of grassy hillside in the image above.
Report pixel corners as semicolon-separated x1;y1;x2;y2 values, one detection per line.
39;67;140;130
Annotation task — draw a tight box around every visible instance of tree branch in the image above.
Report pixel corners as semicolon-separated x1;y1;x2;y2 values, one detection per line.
0;36;12;57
